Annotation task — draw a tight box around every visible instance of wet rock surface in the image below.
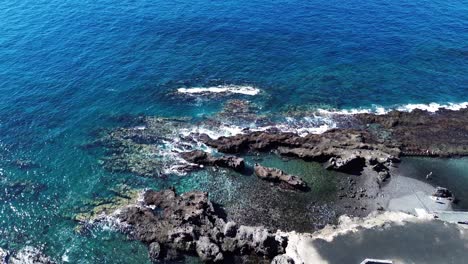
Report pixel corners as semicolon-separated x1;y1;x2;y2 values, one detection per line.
181;150;245;172
254;164;308;191
202;129;399;181
82;106;468;263
355;108;468;157
115;188;288;262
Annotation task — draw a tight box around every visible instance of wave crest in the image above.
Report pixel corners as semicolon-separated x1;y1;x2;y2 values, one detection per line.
317;101;468;116
176;85;260;96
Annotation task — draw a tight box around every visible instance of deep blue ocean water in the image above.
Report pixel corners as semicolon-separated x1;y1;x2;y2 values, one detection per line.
0;0;467;262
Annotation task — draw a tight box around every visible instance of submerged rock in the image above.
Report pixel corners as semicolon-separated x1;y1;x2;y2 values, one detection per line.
11;159;39;170
181;150;245;172
1;180;46;201
356;108;468;157
254;164;308;191
73;184;141;223
113;188;287;262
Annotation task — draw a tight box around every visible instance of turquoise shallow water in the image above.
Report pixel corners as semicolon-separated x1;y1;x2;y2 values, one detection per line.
0;0;467;262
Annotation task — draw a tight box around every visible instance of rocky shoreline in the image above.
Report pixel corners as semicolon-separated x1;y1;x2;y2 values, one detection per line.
78;188;291;263
355;108;468;157
200;128;398;183
79;106;468;263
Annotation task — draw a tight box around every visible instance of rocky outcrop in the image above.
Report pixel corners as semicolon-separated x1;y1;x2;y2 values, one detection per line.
324;155;366;174
254;164;308;191
93;106;468;181
356;108;468;157
432;187;454;199
1;246;56;264
181;150;245;172
202;129;400;180
115;188;288;262
271;254;295;264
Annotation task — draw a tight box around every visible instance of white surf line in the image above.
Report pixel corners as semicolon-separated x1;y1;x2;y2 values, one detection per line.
177;85;260;96
317;101;468;116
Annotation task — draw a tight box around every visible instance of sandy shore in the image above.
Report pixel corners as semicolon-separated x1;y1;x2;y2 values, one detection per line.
379;168;452;214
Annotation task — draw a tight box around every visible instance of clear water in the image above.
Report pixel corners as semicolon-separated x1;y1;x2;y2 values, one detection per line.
0;0;467;262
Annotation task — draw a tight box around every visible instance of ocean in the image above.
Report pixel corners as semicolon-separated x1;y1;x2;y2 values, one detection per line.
0;0;467;262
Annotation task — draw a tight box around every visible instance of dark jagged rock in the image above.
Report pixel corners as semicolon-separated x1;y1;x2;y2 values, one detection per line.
181;150;245;172
254;164;308;191
116;188;287;262
432;187;454;199
325;155;366;174
356;108;468;157
202;129;399;179
203;131;298;154
196;236;223;262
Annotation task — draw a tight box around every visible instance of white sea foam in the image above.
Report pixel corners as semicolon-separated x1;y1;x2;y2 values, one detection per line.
317;101;468;116
179;124;246;140
177;85;260;96
142;101;468;177
395;102;468;112
62;249;70;262
178;119;335;141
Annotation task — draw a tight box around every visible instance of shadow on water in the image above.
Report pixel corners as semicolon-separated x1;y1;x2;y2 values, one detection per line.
310;220;468;264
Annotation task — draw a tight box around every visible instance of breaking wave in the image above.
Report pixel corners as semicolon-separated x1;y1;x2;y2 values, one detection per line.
176;85;261;96
317;101;468;116
119;100;468;177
